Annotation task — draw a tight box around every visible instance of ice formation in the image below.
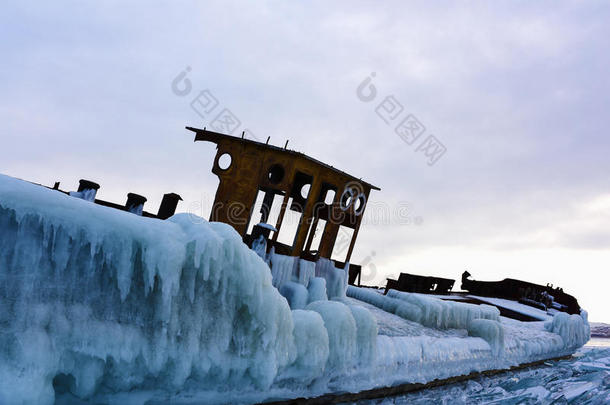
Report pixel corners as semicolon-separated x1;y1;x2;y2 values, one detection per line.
307;277;328;303
315;258;348;299
279;281;308;310
281;309;329;384
270;250;346;305
346;285;590;369
250;234;267;260
0;174;592;404
305;301;357;373
0;175;302;404
68;189;97;202
348;286;500;330
545;311;590;350
345;303;378;366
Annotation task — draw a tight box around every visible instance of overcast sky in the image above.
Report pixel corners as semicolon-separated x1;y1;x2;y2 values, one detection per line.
2;1;609;321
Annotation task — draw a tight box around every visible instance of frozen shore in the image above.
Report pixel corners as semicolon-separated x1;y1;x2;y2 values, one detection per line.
349;346;610;404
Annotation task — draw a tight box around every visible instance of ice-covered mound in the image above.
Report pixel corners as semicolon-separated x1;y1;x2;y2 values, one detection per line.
0;174;593;404
0;175;302;404
347;286;589;364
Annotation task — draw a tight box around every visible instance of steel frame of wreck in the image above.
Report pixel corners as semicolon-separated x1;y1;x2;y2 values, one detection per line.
189;126;380;271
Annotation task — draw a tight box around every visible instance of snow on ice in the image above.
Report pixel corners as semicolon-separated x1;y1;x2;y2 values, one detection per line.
0;174;593;404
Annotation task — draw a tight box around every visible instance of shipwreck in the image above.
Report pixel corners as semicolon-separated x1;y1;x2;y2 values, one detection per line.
0;126;591;405
42;125;581;321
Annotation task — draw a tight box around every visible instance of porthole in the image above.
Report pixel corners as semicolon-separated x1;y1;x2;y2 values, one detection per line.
354;194;366;216
268;164;285;184
340;188;356;211
324;189;336;205
218;153;232;170
300;184;311;199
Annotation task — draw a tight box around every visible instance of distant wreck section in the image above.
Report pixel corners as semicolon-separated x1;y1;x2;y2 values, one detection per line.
383;270;581;321
460;271;581;315
384;273;455;295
